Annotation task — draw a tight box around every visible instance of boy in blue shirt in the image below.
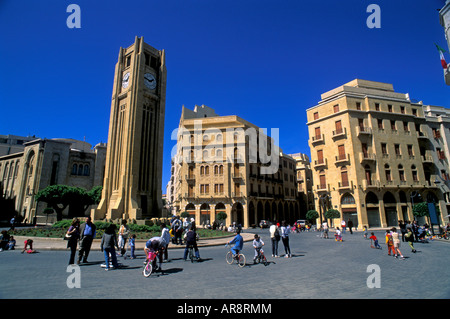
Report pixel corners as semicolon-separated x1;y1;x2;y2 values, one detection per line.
227;230;243;256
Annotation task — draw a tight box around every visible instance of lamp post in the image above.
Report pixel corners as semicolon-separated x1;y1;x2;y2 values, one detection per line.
318;193;331;225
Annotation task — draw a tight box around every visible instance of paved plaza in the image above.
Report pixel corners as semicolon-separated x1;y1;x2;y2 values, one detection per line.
1;228;449;300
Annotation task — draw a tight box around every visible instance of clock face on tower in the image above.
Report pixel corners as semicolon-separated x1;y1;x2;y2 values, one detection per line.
122;72;130;89
144;73;156;90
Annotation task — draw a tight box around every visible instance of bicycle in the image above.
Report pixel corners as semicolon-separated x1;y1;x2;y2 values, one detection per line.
143;251;158;277
187;245;195;263
225;244;246;268
254;248;268;266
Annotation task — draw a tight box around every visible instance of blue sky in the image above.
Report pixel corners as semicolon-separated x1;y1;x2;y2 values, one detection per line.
0;0;448;193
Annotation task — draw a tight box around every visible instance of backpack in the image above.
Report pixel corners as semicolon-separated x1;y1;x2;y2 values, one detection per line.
274;228;280;241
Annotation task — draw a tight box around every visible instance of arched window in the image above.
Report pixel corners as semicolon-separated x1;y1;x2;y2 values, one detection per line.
219;165;224;175
72;164;78;175
216;134;222;142
366;192;379;205
341;193;355;205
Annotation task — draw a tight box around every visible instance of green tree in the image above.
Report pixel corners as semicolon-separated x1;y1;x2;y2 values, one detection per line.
35;185;103;221
325;209;341;220
306;210;319;222
216;211;227;222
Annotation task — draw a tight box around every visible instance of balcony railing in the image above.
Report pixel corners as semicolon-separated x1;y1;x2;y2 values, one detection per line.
311;134;324;144
335;153;350;164
360;152;376;162
357;126;372;136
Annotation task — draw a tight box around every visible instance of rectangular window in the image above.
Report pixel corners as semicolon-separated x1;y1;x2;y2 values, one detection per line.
412;108;417;116
403;121;409;132
394;144;401;155
317;150;324;164
315;127;321;139
126;55;131;67
356;102;361;110
388;105;393;112
408;145;413;156
391;120;396;131
333;104;339;113
335;120;342;134
144;53;150;66
313;112;319;120
400;106;405;114
378;119;383;130
381;143;387;155
338;145;346;160
375;103;380;111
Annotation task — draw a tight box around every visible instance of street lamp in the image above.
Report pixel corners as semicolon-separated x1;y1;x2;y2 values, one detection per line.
318;193;331;225
410;191;420;222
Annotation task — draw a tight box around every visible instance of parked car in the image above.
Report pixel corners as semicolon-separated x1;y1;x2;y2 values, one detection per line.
259;220;270;228
297;219;306;227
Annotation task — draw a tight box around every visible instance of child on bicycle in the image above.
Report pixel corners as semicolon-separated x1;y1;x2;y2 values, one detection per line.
252;234;265;263
227;229;243;257
183;223;201;261
144;236;165;272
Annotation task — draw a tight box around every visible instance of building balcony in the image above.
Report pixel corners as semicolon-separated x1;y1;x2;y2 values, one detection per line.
313;158;327;169
184;193;196;199
362;179;380;189
360;152;376;163
185;175;195;183
332;128;346;139
232;173;243;180
338;180;353;190
316;184;329;192
416;131;429;139
335;153;350;164
357;126;372;136
421;155;433;164
311;134;324;144
232;192;244;198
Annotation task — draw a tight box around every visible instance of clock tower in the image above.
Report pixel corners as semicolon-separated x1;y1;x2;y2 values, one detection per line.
92;36;166;221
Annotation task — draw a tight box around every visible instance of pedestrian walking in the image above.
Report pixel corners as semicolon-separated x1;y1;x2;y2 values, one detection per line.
322;220;329;239
347;219;353;234
100;224;120;271
66;218;80;265
118;220;130;257
129;234;136;259
78;216;96;264
385;230;395;257
160;223;170;261
399;220;407;242
405;227;417;253
269;221;280;257
341;219;346;234
412;220;420;242
280;221;291;258
391;227;405;260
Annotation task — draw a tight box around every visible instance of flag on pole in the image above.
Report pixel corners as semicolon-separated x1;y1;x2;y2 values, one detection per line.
435;43;448;69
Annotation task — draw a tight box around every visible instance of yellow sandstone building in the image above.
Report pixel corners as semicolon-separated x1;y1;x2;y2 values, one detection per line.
307;79;448;229
171;105;299;228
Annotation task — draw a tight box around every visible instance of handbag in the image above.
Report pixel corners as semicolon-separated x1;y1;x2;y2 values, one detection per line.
64;233;72;241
